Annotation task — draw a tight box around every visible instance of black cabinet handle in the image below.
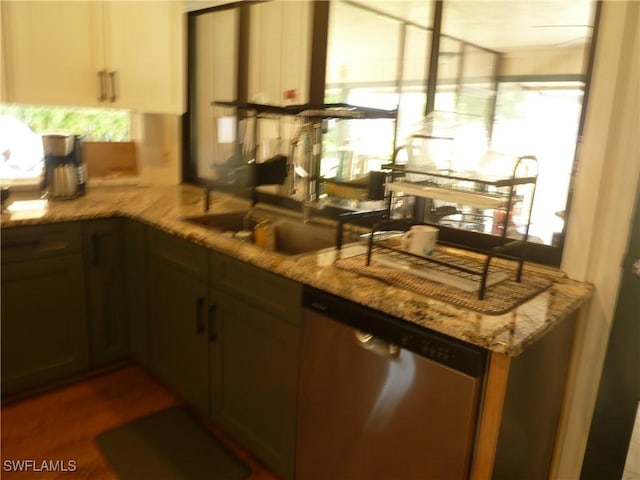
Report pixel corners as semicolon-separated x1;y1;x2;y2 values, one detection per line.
196;297;205;334
98;70;107;102
109;71;117;102
208;304;218;341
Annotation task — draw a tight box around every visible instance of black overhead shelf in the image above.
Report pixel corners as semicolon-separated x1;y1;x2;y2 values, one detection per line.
212;101;397;119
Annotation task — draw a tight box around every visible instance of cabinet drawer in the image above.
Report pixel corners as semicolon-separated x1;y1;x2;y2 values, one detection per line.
210;253;302;325
1;222;83;264
147;228;208;282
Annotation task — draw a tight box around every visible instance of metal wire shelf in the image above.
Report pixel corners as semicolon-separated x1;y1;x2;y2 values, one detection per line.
335;155;539;300
365;237;520;298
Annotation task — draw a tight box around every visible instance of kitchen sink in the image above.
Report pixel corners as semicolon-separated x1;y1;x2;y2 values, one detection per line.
269;218;336;255
185;210;258;232
181;210;336;257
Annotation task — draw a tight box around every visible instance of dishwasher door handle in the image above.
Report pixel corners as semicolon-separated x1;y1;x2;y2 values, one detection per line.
310;301;329;313
354;330;399;358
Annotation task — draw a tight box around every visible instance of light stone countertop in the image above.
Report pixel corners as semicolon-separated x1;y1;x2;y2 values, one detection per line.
0;184;594;357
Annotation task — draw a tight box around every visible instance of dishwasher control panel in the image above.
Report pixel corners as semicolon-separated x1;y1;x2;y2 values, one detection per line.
304;287;488;378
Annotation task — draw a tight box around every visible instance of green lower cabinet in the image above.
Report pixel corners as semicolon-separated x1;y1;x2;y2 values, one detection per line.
209;289;300;480
83;219;129;368
147;228;210;415
1;253;90;396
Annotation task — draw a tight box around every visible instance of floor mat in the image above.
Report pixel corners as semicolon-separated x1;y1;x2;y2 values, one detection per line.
95;406;251;480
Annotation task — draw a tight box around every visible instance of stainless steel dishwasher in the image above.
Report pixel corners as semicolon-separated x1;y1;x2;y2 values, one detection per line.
297;287;488;480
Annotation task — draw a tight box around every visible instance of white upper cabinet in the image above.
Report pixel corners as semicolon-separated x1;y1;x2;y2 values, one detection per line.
103;2;184;113
2;1;184;114
2;2;104;107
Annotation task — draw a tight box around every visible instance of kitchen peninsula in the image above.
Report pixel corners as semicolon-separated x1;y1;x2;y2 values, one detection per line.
0;184;592;355
1;184;593;479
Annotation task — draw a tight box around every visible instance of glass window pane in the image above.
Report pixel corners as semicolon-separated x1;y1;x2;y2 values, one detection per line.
397;25;430;144
324;1;434;186
194;8;238;181
432;0;596;252
492;81;583;245
327;2;401;87
324;2;402;186
457;44;497;121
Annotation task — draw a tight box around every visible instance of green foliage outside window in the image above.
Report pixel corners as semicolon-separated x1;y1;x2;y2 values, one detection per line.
0;105;130;141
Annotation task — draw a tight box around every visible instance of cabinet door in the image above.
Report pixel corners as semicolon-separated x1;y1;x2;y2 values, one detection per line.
210;252;302;325
146;227;209;414
1;1;103;107
148;255;209;415
1;254;90;396
83;219;129;368
210;289;300;480
104;1;184;113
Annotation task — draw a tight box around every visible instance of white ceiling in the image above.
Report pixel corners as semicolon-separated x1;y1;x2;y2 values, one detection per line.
184;0;596;53
351;0;595;51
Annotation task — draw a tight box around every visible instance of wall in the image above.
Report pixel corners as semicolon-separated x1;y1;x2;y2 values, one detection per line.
499;46;586;77
552;1;640;477
132;113;182;186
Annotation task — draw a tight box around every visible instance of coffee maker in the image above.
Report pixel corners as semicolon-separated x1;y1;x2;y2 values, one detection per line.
41;134;87;199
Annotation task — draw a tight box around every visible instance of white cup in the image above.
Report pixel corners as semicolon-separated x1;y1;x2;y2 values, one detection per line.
400;225;439;257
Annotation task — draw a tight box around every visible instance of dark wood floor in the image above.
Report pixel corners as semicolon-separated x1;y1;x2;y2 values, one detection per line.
0;365;279;480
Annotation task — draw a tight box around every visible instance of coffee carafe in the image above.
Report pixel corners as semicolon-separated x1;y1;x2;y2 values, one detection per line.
41;134;87;199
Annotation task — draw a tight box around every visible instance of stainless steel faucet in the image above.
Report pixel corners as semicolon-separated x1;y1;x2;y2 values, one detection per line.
288;122;313;197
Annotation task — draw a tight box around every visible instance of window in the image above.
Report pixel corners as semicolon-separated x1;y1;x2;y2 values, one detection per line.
491;82;584;246
319;0;595;264
184;0;598;266
0;105;130;183
0;115;43;181
190;6;239;182
324;1;432;184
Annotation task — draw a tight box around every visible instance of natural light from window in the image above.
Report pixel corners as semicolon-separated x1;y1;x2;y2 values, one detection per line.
491;83;583;245
321;81;582;246
0;105;130;183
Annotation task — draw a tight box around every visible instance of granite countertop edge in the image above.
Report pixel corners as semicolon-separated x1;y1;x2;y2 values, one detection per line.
0;185;595;357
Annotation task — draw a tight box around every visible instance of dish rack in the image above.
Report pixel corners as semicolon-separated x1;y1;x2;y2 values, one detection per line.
336;154;538;299
208;101;397;203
